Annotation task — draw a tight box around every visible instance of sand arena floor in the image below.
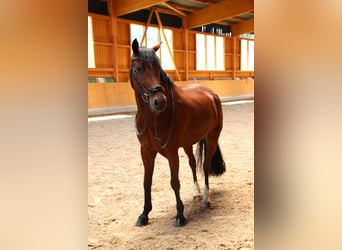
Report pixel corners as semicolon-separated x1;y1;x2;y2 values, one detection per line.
88;100;254;250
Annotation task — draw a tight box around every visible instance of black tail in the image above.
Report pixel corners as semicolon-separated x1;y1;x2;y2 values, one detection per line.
196;139;226;176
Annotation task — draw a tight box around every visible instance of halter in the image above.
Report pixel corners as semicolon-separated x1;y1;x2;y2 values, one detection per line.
131;56;174;149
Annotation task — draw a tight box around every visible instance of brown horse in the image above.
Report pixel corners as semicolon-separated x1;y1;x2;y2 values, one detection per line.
130;39;226;227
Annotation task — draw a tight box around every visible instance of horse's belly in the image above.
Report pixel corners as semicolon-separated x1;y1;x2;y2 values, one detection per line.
178;106;217;146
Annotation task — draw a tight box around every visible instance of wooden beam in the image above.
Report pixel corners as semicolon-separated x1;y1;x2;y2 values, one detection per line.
162;2;186;16
183;17;189;80
107;0;118;81
233;36;236;79
186;0;254;29
149;7;178;17
155;10;181;81
141;9;154;46
113;0;164;17
166;3;197;12
231;18;254;36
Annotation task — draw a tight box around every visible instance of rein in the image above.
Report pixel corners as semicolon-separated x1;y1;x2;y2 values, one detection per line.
131;57;174;149
154;84;174;149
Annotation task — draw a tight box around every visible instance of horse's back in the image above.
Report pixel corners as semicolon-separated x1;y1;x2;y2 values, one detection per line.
178;84;222;115
173;84;223;145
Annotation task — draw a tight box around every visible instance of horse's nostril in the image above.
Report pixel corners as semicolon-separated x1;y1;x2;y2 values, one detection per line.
154;99;159;106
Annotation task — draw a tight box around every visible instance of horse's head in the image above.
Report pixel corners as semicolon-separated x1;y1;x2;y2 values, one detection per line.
130;38;167;113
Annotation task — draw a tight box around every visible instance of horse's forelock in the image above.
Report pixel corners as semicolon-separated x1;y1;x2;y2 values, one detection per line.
137;48;160;64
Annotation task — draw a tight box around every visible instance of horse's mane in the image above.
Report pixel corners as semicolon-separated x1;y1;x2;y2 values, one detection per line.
160;69;174;87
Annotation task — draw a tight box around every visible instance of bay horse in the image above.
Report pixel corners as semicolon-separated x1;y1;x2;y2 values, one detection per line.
130;39;226;227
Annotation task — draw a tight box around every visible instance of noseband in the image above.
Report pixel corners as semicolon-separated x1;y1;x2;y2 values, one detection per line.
131;56;165;103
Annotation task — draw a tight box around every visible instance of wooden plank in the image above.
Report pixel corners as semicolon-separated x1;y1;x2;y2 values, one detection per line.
113;0;164;17
186;0;253;29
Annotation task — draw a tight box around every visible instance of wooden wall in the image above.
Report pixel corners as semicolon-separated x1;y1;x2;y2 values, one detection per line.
88;13;254;109
88;13;254;82
88;79;254;108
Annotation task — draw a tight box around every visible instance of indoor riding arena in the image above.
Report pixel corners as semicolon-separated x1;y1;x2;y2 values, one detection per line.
88;0;254;249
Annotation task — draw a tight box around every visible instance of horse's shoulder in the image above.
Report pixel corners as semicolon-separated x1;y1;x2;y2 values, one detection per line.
179;84;215;96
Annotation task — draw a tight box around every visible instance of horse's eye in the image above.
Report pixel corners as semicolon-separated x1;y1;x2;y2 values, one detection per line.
136;66;143;73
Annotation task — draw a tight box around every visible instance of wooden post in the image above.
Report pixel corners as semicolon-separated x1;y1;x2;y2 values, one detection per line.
233;35;236;80
155;10;181;81
183;17;189;81
108;0;118;81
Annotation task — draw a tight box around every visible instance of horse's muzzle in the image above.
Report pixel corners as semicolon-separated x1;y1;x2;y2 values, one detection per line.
149;91;167;113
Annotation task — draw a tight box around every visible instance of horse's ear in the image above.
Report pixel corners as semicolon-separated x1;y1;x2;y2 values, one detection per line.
152;41;162;52
132;38;139;55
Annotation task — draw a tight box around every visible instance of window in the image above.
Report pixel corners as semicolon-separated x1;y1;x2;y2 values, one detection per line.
130;24;146;47
206;35;215;70
130;24;174;70
196;34;206;70
216;37;224;70
196;34;225;70
88;16;95;68
240;39;254;71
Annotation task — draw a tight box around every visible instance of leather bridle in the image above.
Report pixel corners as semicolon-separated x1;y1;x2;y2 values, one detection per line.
130;56;174;149
131;56;165;103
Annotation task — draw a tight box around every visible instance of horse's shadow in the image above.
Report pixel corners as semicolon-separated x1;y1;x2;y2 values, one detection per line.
151;189;229;227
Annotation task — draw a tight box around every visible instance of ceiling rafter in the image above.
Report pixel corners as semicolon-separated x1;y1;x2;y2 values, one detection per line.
186;0;254;29
112;0;164;17
165;2;197;12
161;2;186;16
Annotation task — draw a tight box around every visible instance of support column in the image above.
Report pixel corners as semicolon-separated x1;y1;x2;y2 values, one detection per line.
108;0;118;81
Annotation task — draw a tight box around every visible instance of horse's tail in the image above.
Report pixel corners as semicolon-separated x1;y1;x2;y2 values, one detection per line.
196;139;226;176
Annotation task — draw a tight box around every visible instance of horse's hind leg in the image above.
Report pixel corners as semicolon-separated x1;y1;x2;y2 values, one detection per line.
201;137;218;209
183;146;201;200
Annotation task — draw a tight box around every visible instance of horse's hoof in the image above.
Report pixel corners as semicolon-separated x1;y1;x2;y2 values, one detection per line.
200;201;210;210
193;195;202;201
174;216;187;227
136;215;149;226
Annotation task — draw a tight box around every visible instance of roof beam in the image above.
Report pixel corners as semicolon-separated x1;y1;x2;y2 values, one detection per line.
162;2;186;16
112;0;164;17
166;3;197;12
186;0;254;29
231;18;254;36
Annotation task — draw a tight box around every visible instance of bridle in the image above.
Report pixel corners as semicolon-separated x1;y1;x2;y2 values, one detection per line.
130;56;174;149
131;56;165;104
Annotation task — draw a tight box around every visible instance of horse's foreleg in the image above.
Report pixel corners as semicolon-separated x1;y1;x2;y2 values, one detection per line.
136;146;156;226
183;146;201;200
168;151;186;227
